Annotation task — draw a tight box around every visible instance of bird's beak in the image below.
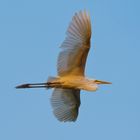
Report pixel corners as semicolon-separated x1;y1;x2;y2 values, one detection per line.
94;80;112;84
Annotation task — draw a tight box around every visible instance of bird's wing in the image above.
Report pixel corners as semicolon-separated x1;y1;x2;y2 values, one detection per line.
51;88;80;122
57;11;91;76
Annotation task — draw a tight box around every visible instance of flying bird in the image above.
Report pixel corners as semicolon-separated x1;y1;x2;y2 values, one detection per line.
16;11;111;122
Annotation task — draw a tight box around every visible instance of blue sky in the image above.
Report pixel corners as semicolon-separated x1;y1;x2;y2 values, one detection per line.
0;0;140;140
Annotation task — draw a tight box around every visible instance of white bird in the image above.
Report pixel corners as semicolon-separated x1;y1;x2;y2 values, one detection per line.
16;11;111;122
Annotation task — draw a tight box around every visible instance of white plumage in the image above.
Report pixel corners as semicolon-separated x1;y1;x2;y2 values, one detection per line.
16;11;111;122
57;11;91;76
51;88;80;122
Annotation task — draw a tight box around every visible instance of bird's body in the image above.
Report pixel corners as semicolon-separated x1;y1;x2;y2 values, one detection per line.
47;76;98;91
16;11;111;122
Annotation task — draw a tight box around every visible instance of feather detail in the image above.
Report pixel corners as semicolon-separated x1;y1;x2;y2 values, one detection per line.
57;11;91;76
51;88;80;122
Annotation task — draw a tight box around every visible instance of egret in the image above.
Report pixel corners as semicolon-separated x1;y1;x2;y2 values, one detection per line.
16;11;111;122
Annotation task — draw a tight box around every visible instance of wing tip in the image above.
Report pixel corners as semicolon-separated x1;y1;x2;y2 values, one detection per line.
67;10;91;42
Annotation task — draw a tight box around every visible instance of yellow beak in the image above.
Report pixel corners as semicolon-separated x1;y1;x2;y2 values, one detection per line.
94;80;112;84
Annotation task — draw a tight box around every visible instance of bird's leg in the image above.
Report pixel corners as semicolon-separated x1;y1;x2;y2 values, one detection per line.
16;82;51;89
15;81;63;89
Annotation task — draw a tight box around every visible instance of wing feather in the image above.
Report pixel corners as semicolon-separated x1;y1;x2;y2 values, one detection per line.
51;88;80;122
57;11;91;76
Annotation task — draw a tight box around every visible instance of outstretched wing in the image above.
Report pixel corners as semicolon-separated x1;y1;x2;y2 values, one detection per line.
57;11;91;76
51;88;80;122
